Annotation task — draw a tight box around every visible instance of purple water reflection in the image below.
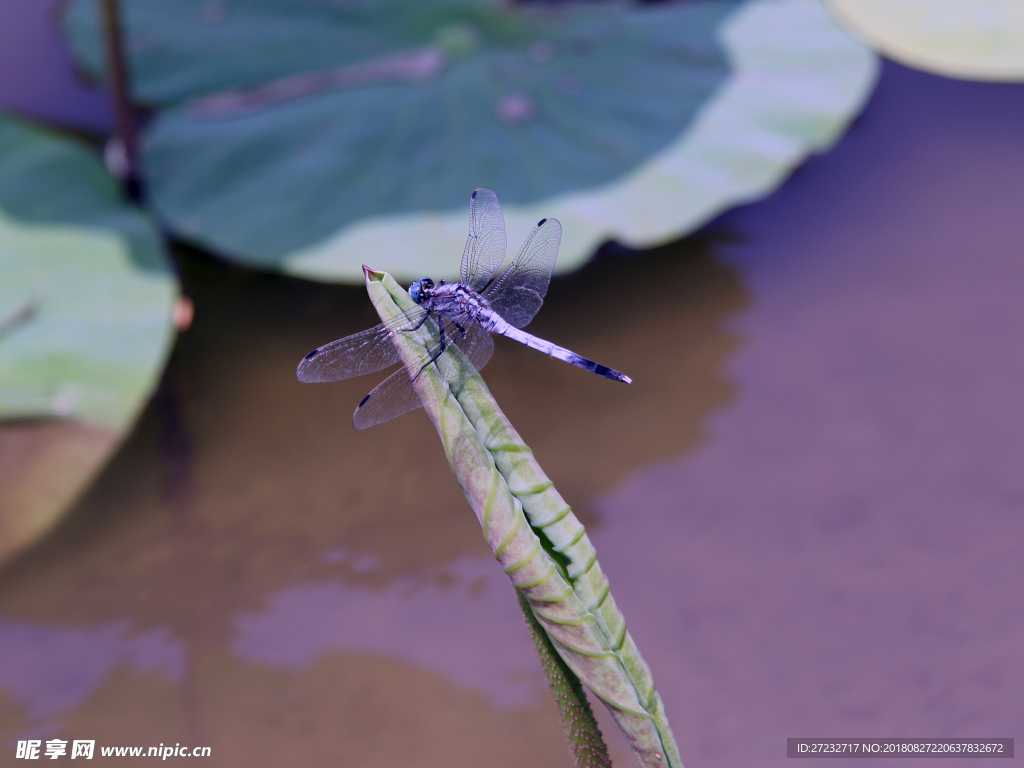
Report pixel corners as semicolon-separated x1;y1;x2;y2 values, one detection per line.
590;61;1024;767
233;555;546;710
0;621;183;731
0;0;110;133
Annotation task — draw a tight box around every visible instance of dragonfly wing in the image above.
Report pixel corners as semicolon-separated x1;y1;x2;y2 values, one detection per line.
456;322;495;371
296;306;428;383
351;324;495;429
481;217;560;329
352;366;423;430
460;188;507;292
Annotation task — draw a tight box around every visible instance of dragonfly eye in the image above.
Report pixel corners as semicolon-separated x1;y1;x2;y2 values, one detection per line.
409;277;434;304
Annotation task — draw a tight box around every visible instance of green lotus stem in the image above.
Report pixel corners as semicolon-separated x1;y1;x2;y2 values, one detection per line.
517;590;612;768
365;268;682;768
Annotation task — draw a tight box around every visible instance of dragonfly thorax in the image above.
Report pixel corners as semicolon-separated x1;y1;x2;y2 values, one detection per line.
410;280;497;334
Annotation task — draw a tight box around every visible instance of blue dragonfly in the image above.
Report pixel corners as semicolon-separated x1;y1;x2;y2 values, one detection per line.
297;188;631;429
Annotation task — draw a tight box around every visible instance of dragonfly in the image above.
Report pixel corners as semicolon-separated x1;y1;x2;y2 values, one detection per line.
296;188;631;429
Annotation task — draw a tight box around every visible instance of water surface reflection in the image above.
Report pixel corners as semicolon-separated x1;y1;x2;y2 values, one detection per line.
583;61;1024;767
0;235;743;766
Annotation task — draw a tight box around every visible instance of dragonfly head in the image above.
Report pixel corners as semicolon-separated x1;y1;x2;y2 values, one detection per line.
409;277;435;304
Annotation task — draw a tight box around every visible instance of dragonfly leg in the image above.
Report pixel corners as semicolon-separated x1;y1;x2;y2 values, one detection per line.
395;305;435;334
413;329;450;381
400;314;446;382
413;317;475;382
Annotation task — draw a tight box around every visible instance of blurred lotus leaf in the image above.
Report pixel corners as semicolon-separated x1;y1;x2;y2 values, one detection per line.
63;0;876;281
825;0;1024;82
0;115;177;562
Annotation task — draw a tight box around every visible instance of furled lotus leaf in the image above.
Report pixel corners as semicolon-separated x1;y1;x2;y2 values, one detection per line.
363;268;681;768
825;0;1024;82
63;0;876;281
0;115;177;563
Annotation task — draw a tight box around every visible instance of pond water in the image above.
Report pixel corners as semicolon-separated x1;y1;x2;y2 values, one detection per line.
1;4;1023;765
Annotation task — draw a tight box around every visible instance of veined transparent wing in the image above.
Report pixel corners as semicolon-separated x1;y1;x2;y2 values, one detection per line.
460;188;507;292
296;303;430;383
353;324;495;429
482;217;561;329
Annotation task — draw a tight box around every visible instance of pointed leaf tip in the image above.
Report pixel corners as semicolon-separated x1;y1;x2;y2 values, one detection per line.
362;265;385;282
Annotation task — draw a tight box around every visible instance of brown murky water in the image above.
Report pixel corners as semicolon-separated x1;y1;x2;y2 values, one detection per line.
0;236;744;767
2;3;1024;763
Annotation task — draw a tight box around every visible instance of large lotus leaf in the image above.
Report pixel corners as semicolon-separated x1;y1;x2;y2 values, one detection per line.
825;0;1024;82
62;0;739;270
284;0;878;282
0;115;177;563
0;117;177;428
63;0;876;281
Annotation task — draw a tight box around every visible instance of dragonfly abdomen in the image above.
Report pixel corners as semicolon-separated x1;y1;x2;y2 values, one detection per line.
499;325;632;384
